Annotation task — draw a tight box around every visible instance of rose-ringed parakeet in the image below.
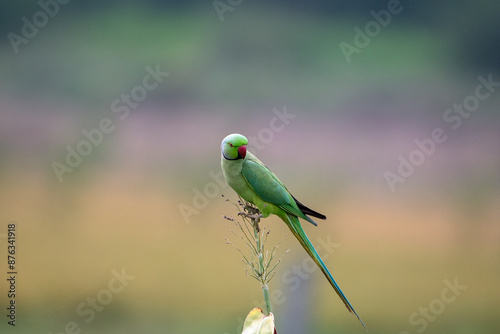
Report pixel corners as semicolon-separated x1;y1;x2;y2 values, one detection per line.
221;133;365;328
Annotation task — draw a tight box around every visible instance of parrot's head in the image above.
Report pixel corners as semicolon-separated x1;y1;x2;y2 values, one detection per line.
221;133;248;160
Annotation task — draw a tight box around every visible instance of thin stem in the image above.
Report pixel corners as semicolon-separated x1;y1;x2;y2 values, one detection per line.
261;283;273;315
251;212;273;315
224;197;283;316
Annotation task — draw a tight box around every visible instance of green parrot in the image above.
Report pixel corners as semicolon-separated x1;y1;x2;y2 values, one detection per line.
221;133;365;328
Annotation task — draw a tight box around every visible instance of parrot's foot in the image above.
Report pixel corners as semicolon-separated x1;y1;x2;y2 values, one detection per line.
238;212;263;221
238;201;263;231
240;202;261;216
238;211;263;232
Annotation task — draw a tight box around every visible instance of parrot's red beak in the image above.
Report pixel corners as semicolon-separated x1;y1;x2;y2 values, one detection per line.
238;145;247;159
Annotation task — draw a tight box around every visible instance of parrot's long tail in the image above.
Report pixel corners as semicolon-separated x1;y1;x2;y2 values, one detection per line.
285;213;366;329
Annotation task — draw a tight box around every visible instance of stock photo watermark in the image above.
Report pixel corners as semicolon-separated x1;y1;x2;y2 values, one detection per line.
7;0;71;54
48;268;135;334
213;0;243;21
339;0;405;63
51;64;169;183
384;73;499;192
5;222;17;327
178;106;296;224
399;277;467;334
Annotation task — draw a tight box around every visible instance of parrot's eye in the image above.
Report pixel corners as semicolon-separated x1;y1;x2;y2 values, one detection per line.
229;143;233;147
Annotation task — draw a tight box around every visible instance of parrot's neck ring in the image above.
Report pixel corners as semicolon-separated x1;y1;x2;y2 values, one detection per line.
222;153;243;161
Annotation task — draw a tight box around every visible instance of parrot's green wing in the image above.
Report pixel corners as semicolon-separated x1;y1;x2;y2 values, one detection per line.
241;159;314;223
241;158;365;328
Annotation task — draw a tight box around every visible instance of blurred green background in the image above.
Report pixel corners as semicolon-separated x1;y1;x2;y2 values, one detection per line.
0;1;499;333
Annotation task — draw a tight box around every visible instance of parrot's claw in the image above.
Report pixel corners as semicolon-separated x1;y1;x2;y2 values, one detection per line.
238;212;263;221
238;201;263;231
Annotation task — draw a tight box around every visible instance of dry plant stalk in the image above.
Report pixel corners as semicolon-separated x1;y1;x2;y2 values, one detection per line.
223;195;287;315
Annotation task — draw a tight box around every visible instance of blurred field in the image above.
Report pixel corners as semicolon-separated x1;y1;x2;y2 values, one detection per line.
1;107;499;333
1;2;500;334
